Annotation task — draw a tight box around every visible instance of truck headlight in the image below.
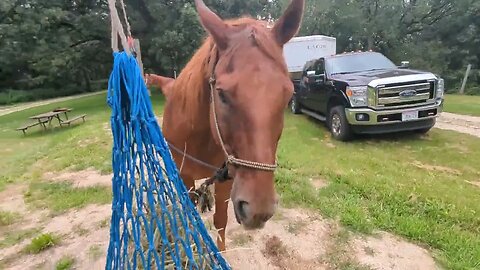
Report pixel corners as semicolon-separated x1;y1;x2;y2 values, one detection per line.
346;86;368;107
436;78;444;98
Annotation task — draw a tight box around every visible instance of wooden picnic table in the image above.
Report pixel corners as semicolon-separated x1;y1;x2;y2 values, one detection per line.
29;108;72;127
17;107;87;134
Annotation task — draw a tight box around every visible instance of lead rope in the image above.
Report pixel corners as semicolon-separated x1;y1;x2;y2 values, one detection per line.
107;0;130;54
208;76;278;172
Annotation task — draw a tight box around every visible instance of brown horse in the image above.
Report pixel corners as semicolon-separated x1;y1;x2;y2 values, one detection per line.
146;0;305;251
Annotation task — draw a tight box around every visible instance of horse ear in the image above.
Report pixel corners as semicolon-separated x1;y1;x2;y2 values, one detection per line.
194;0;230;50
145;74;175;98
271;0;305;45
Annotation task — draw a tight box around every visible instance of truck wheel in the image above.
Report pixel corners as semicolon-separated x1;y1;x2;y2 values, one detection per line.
290;95;301;114
328;105;354;141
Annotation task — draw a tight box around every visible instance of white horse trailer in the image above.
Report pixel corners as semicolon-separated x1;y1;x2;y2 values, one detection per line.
283;35;337;79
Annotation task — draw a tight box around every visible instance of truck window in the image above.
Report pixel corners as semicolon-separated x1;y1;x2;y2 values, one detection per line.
314;59;325;75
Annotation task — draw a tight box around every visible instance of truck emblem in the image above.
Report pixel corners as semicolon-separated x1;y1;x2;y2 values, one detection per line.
399;89;417;97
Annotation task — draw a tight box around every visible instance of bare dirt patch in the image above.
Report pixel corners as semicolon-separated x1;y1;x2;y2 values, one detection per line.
0;185;29;214
78;137;102;147
325;142;336;148
412;160;461;175
43;169;112;188
0;184;49;237
1;204;110;270
351;232;440;270
210;201;332;270
1;178;440;269
436;112;480;138
309;177;329;190
465;180;480;188
102;122;111;133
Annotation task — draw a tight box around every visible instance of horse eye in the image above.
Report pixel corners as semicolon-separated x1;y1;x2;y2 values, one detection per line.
217;89;229;104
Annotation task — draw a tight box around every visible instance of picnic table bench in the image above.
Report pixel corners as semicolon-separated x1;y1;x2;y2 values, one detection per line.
60;114;87;127
16;107;87;134
16;119;49;135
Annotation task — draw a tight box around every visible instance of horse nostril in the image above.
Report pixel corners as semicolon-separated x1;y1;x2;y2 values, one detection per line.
237;200;249;220
262;213;273;222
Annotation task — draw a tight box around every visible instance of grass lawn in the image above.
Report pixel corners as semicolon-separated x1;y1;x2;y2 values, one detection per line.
0;93;479;269
443;94;480;116
0;92;164;192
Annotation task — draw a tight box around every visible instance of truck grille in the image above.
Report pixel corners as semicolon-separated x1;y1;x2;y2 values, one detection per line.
375;80;435;108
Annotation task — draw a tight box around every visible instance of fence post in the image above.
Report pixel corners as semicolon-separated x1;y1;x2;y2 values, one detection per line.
459;64;472;95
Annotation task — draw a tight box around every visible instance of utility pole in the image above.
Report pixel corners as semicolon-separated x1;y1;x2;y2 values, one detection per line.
459;64;472;95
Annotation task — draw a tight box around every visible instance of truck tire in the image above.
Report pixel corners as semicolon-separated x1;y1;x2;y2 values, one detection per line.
328;105;354;141
290;95;302;114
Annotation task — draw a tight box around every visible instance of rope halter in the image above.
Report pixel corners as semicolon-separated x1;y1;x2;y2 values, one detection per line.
208;48;278;173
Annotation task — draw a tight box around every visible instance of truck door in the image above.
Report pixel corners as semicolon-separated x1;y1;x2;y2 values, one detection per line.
297;62;316;109
306;59;328;113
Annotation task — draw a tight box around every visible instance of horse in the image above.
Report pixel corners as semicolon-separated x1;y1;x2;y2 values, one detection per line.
146;0;305;251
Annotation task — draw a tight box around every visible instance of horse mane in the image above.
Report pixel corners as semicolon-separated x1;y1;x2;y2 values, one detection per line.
169;17;288;119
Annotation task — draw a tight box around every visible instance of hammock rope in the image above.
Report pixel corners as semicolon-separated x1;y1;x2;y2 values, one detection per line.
104;1;231;269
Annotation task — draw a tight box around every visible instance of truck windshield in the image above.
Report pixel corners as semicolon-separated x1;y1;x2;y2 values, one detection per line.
327;53;397;75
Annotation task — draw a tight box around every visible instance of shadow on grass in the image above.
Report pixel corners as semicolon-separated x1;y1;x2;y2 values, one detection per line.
14;123;86;139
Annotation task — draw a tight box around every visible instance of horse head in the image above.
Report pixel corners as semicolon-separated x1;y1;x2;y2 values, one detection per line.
194;0;305;229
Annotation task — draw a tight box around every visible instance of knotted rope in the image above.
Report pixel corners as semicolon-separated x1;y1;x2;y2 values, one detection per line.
104;1;231;269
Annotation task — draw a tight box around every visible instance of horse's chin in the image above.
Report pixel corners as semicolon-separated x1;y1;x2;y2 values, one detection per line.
234;210;267;230
233;208;266;229
241;221;266;231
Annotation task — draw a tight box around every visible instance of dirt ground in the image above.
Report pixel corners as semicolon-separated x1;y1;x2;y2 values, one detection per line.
0;170;442;270
435;112;480;138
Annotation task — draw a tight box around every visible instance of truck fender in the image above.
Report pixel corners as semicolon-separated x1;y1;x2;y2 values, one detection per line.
327;92;349;113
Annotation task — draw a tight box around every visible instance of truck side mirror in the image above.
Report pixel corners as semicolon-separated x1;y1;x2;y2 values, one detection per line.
306;70;326;85
306;70;316;77
399;61;410;69
306;70;317;84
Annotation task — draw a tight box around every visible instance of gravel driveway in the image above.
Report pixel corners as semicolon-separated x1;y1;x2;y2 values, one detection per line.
435;112;480;138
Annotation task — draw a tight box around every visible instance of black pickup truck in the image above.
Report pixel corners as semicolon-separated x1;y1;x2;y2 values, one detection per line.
289;51;445;141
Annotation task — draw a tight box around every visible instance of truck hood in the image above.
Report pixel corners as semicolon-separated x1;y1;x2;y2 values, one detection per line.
330;68;438;87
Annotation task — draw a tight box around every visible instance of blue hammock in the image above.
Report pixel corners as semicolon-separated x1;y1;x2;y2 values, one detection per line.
105;51;231;270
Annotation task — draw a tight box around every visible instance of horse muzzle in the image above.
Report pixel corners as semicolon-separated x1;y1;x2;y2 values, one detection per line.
232;197;278;230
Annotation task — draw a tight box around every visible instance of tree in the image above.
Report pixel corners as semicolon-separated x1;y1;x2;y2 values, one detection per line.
1;0;479;103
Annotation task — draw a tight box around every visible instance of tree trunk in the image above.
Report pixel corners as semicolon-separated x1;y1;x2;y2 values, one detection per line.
82;68;91;92
367;35;374;50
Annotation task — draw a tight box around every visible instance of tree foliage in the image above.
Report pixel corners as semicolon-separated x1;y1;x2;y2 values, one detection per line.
0;0;479;104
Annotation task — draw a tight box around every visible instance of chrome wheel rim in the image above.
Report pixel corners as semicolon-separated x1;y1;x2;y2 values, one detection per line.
290;99;296;112
331;114;341;136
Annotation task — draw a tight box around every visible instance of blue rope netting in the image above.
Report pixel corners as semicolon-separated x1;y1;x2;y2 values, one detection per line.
105;51;231;270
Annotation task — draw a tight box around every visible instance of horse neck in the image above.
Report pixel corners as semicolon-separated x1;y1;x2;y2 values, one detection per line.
169;48;214;136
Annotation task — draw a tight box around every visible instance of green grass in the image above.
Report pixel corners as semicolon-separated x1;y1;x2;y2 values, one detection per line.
0;228;40;248
25;182;111;213
88;244;103;260
0;211;19;226
55;255;75;270
276;114;480;270
1;92;479;269
24;233;59;254
0;92;165;192
444;94;480;116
